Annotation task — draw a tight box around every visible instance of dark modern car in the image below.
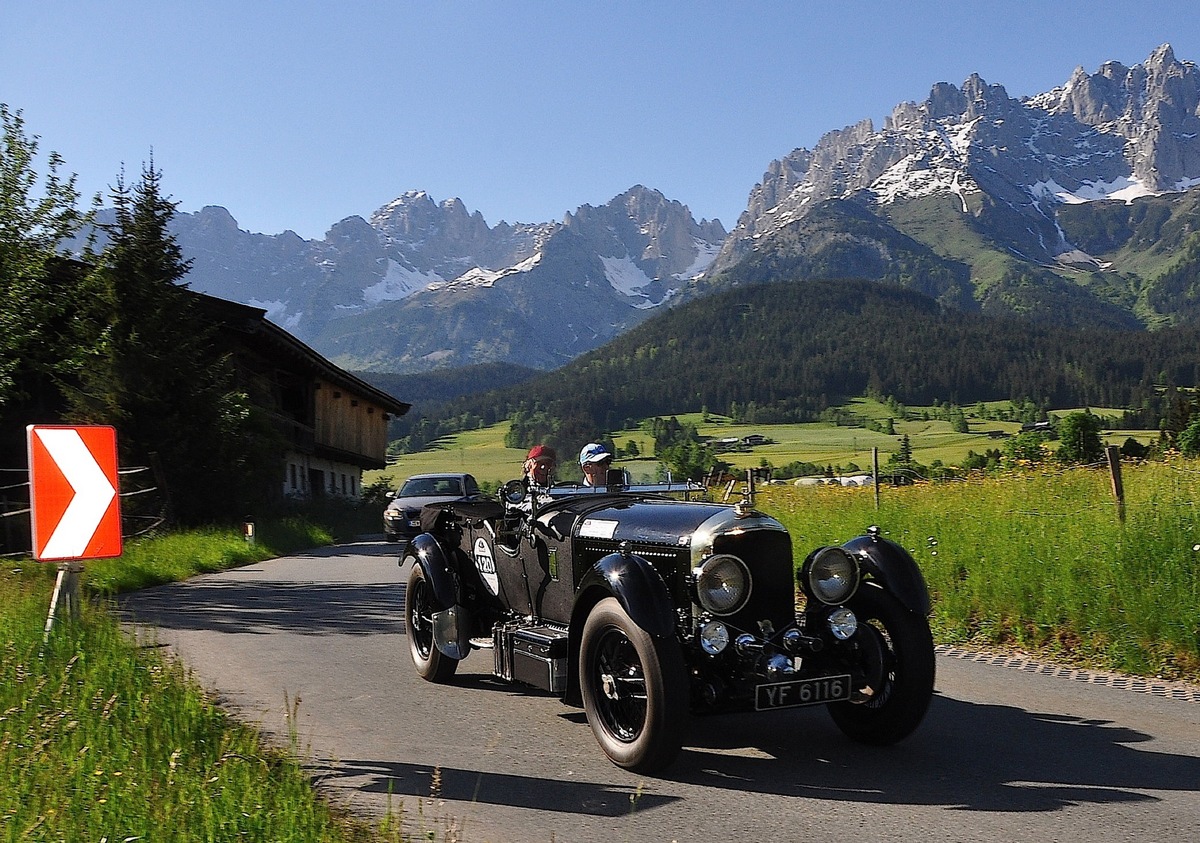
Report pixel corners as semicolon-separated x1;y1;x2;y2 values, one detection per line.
383;473;481;542
399;473;935;773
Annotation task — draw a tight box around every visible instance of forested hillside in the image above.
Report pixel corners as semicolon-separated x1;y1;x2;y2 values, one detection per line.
359;362;541;409
420;276;1200;453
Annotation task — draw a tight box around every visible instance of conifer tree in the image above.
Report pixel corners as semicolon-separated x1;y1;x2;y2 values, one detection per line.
1056;411;1104;464
70;161;274;523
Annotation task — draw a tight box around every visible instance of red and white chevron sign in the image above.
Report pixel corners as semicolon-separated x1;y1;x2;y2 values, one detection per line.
27;425;123;561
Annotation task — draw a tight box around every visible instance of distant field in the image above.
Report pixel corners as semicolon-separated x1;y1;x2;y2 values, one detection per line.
370;420;529;489
370;406;1158;489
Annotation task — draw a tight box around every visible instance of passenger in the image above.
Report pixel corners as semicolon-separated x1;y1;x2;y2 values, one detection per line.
579;442;614;486
523;444;557;488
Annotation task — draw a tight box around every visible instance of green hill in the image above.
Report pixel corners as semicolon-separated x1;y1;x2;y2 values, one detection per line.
421;276;1200;454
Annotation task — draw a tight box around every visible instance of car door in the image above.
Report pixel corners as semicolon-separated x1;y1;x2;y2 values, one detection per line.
462;518;533;617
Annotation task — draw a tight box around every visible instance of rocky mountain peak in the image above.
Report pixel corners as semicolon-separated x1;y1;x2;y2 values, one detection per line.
925;81;968;120
561;185;726;282
1031;43;1200;191
712;45;1200;273
364;190;548;280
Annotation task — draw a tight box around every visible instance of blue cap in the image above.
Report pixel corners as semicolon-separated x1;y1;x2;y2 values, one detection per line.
579;442;612;466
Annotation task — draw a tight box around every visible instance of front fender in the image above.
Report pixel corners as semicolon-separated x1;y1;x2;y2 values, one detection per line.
842;534;931;616
401;532;461;613
565;550;678;707
574;551;677;639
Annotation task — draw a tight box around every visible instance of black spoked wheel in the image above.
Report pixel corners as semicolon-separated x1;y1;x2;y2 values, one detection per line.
405;563;459;683
827;583;935;745
579;598;688;773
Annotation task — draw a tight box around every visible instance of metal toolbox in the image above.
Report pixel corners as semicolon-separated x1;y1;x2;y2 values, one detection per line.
495;624;568;693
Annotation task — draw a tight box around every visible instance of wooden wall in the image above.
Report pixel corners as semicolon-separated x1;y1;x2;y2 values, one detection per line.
313;378;391;462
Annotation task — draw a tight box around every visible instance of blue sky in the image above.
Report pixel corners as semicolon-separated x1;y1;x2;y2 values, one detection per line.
4;1;1198;240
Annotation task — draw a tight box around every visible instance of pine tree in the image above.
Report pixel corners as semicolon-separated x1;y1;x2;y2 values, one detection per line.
1056;411;1104;464
69;162;274;523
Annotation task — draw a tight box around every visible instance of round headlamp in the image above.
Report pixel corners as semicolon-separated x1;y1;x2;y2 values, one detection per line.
692;554;751;616
698;620;730;655
805;546;860;605
828;607;858;640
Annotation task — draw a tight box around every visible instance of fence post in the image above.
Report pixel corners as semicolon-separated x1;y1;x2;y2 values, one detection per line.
873;447;880;510
1105;445;1125;523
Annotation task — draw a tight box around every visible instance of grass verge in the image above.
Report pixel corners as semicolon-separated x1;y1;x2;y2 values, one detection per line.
0;519;419;842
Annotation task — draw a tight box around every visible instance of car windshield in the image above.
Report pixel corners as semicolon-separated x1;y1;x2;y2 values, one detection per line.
400;476;462;497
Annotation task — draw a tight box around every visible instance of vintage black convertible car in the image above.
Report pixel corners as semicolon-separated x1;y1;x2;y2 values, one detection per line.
399;474;935;773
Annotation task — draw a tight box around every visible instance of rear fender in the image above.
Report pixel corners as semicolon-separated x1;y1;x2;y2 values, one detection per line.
841;534;931;616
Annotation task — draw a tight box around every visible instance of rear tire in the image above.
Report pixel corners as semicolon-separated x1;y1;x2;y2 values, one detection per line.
579;597;688;773
405;562;459;683
827;584;935;744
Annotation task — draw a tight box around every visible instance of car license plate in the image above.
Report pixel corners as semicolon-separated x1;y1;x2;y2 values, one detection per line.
407;519;421;528
755;674;852;710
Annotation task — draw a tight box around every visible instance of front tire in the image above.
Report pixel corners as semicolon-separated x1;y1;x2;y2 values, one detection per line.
579;597;688;773
405;562;459;683
827;583;935;745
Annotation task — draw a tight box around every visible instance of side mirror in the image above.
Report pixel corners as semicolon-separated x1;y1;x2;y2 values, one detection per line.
385;490;396;499
501;478;527;505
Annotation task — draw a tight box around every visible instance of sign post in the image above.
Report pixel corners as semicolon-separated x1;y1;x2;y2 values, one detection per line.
26;425;122;638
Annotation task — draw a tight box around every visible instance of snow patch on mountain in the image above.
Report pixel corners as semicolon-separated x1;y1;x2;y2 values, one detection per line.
871;157;980;209
248;298;287;321
428;251;544;292
1028;175;1156;205
362;259;444;304
250;298;304;331
674;237;721;279
602;255;655;297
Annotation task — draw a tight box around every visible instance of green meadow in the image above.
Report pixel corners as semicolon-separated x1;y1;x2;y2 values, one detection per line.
372;402;1157;488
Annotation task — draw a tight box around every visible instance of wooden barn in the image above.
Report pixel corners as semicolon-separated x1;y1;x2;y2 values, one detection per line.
197;294;410;501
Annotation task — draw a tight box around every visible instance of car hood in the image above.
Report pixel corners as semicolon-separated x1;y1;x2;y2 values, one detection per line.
386;494;465;512
550;496;786;553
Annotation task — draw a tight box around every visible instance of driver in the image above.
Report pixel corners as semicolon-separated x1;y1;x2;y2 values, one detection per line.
579;442;614;486
523;444;557;488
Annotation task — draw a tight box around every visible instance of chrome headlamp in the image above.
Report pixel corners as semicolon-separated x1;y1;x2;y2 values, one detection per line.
692;554;751;616
698;620;730;654
804;546;861;605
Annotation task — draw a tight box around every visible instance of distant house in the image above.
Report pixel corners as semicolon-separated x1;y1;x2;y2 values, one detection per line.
197;294;410;501
741;434;768;447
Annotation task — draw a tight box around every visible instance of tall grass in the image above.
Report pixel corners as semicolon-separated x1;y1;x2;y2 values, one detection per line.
761;459;1200;680
0;520;419;843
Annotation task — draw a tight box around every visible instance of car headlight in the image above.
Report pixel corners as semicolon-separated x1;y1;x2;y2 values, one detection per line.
698;620;730;654
692;554;751;616
804;547;860;605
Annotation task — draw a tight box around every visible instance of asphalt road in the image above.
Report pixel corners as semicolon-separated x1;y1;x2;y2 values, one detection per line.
119;540;1200;843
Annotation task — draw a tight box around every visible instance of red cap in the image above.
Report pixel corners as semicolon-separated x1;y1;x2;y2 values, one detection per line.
526;444;556;461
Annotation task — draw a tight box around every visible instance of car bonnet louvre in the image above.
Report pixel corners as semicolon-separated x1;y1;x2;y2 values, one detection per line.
579;541;682;560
